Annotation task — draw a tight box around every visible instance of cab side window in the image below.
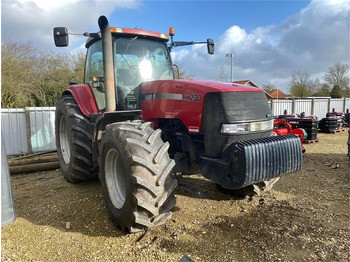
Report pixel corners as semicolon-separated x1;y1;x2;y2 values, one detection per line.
85;41;105;110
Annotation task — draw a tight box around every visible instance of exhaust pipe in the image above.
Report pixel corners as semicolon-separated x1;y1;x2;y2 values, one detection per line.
98;15;116;112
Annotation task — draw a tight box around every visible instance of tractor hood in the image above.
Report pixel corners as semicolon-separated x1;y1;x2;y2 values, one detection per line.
141;79;270;135
141;79;263;95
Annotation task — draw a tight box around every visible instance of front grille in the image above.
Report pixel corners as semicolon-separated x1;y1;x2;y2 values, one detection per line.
201;91;272;157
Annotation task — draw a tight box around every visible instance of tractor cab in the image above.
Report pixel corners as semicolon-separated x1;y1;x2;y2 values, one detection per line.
84;28;175;111
54;24;214;112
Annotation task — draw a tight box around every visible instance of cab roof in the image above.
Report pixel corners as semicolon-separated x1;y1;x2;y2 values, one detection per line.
85;27;169;48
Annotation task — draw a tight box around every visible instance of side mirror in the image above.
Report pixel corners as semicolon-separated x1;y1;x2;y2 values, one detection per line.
207;39;214;55
53;27;69;47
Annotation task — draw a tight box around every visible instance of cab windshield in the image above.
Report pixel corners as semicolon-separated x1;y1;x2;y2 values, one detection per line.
114;37;173;109
85;36;174;111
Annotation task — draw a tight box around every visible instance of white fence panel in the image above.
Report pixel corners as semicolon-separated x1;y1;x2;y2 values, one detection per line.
294;99;313;116
345;98;350;113
271;100;293;115
29;107;56;153
2;98;350;156
313;99;329;119
329;99;345;112
1;109;28;155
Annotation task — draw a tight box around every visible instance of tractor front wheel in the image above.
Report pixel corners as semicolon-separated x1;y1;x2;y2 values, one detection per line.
99;121;178;233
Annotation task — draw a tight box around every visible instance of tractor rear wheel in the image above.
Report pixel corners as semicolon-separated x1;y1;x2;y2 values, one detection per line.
99;121;178;233
55;95;97;182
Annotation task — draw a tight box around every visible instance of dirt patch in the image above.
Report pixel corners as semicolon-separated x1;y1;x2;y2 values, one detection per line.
2;131;349;261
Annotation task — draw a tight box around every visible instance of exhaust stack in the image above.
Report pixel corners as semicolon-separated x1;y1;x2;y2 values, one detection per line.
98;15;116;112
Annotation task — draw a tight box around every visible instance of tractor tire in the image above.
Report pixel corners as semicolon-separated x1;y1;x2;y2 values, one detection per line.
216;177;280;198
55;95;97;182
99;120;178;233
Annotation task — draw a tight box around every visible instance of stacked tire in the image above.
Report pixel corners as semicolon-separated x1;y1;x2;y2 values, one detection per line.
319;117;339;132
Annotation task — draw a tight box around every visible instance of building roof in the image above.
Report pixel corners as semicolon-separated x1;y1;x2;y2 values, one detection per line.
232;80;273;99
269;89;287;99
232;80;259;88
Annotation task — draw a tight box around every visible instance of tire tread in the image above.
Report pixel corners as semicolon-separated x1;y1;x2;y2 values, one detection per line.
100;121;177;233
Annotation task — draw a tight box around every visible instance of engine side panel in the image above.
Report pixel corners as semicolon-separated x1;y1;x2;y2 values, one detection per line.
141;79;263;133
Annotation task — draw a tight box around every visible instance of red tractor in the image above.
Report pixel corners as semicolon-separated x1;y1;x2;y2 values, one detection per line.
53;16;302;233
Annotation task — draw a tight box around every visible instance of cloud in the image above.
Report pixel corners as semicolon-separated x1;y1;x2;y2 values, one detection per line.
1;0;141;50
2;0;349;93
172;0;350;92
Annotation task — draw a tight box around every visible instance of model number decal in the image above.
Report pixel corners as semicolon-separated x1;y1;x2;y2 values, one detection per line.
142;93;202;102
182;94;202;102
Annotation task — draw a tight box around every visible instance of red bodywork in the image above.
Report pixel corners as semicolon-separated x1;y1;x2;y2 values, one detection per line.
86;27;169;47
141;79;263;133
111;27;169;41
273;119;306;153
67;80;265;134
63;84;99;117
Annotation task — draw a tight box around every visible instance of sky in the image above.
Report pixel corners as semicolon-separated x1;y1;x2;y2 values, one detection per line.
1;0;350;93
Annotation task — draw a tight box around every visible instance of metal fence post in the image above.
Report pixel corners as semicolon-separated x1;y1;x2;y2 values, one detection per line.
291;99;296;114
327;98;331;113
271;100;275;115
344;97;347;112
25;107;33;154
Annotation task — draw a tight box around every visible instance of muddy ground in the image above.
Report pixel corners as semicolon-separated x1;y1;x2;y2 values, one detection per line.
2;131;349;262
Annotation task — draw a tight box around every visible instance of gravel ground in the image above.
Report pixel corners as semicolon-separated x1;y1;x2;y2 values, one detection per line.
2;131;349;261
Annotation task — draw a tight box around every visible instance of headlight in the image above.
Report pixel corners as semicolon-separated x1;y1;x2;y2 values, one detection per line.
221;123;249;134
221;119;274;134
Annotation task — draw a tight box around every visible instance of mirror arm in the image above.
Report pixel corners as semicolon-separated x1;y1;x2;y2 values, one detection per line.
169;39;214;54
171;41;205;47
83;32;101;39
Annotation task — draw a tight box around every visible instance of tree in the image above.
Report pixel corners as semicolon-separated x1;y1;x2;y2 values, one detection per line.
70;50;85;83
289;71;312;97
344;87;350;97
313;83;330;97
1;41;86;108
1;42;40;108
324;63;350;94
309;78;322;96
330;84;342;98
37;52;73;106
175;63;194;79
217;66;228;82
263;83;275;94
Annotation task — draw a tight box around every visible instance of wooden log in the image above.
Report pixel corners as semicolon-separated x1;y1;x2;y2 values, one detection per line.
8;151;57;161
8;154;58;167
9;161;60;174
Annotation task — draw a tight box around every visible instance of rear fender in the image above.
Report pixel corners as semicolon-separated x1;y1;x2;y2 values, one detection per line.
62;84;99;118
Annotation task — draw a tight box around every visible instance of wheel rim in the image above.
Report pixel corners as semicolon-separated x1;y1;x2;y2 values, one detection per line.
59;116;71;164
105;149;126;209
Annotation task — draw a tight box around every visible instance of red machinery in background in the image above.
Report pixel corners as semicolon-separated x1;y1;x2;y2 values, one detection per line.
273;119;306;153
